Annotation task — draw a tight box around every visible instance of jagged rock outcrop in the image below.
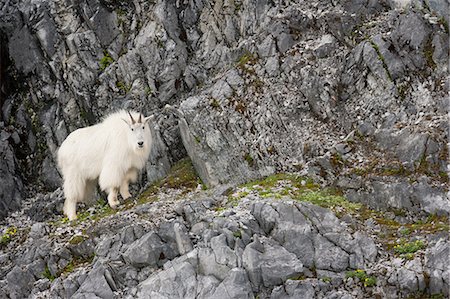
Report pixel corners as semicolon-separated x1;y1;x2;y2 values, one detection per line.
0;178;448;298
1;0;448;218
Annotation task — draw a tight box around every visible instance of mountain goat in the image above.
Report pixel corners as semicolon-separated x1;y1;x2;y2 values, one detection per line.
57;110;153;220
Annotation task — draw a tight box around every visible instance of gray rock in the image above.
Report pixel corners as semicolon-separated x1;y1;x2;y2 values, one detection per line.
6;265;36;299
314;34;336;58
158;220;193;256
72;264;114;299
122;232;172;268
0;136;23;220
210;268;254;299
314;234;349;272
271;279;316;299
425;239;450;296
30;223;48;239
243;237;304;291
8;26;43;74
134;254;199;298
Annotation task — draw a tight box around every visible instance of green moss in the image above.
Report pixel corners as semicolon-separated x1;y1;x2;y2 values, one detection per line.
423;37;436;69
99;51;114;71
368;39;393;81
233;230;242;239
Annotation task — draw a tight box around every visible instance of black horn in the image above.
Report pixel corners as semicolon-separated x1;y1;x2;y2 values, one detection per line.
138;111;143;123
128;111;136;124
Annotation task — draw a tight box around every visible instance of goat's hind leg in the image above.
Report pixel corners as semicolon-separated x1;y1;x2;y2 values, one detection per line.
62;175;85;221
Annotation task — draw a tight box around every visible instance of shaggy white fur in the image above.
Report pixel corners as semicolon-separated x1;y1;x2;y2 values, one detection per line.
57;110;153;220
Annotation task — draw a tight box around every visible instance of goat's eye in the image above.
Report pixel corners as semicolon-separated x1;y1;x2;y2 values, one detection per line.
142;126;145;130
131;128;134;131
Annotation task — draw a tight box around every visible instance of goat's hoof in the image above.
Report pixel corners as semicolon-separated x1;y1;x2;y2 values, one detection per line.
121;193;132;200
109;201;120;209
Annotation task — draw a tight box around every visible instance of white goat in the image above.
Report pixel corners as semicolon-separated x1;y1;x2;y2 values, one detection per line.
57;110;153;220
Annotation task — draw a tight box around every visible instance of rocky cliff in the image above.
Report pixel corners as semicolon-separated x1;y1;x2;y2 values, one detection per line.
0;0;448;298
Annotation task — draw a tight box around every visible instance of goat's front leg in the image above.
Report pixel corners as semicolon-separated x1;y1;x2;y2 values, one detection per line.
120;180;131;200
107;187;120;209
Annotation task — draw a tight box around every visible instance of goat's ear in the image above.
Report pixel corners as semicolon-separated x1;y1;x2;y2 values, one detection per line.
144;115;155;124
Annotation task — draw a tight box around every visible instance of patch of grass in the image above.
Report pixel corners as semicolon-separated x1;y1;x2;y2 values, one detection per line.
233;230;242;239
145;86;154;96
99;51;114;71
423;37;436;69
69;234;88;245
399;228;411;236
235;173;363;216
138;158;203;203
295;190;363;217
0;227;17;247
244;153;254;167
236;51;258;74
430;293;445;299
321;276;332;283
330;152;345;168
42;266;56;281
116;81;131;94
61;254;95;276
437;17;449;34
346;269;377;287
242;173;317;190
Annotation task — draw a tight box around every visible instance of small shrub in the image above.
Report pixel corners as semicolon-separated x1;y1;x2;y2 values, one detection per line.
116;81;131;94
244;153;254;167
346;269;377;287
42;266;56;281
99;51;114;71
394;239;426;258
0;227;17;246
210;99;221;109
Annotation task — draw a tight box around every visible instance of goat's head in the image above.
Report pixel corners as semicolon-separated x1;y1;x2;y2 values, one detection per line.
123;111;153;152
